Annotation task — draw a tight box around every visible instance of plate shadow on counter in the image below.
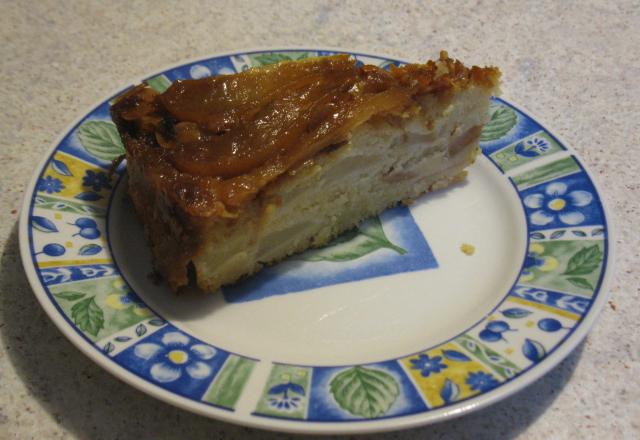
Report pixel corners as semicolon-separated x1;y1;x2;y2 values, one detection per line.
2;221;586;439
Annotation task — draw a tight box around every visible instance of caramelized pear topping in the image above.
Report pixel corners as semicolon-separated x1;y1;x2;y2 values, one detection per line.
157;55;410;180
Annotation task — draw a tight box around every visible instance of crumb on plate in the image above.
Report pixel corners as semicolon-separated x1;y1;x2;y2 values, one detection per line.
460;243;475;256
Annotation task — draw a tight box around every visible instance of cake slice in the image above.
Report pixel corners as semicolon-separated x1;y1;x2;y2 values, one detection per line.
110;52;500;292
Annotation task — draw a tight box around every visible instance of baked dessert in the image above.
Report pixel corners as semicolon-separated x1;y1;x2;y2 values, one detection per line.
110;52;500;292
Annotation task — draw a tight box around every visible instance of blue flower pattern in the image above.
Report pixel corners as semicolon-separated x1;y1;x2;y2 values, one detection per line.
523;252;545;271
409;354;447;377
466;371;499;392
133;332;217;383
37;175;64;194
82;170;112;192
524;182;593;227
268;382;305;411
121;293;144;307
514;137;550;157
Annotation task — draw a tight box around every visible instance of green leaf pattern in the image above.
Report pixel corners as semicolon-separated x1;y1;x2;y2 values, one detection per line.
456;335;520;379
563;245;602;275
54;291;86;301
76;120;125;162
34;195;107;216
71;296;104;337
251;52;309;66
557;244;603;291
480;106;517;142
146;74;171;93
329;366;399;418
302;216;406;262
566;277;594;290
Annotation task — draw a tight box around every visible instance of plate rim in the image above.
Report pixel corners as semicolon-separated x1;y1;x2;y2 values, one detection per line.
18;46;615;435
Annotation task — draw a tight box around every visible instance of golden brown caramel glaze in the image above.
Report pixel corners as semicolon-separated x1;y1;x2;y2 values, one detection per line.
111;51;499;218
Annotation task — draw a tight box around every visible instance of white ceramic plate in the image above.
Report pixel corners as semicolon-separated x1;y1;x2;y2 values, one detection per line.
19;48;612;434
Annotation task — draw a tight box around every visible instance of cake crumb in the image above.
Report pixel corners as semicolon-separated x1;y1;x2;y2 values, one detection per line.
460;243;475;256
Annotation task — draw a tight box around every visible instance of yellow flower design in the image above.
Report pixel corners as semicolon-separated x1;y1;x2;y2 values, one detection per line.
105;279;151;316
521;243;559;282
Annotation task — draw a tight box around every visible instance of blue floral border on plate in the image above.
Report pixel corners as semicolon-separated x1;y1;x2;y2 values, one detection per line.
22;49;610;426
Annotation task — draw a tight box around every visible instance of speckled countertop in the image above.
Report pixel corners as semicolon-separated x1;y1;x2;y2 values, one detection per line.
1;1;639;438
